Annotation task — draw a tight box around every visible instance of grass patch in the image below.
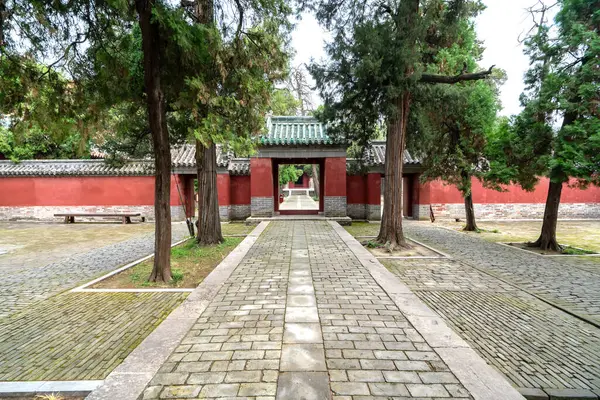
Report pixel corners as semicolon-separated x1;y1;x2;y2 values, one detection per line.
559;246;596;255
221;222;254;236
344;222;381;238
93;237;242;289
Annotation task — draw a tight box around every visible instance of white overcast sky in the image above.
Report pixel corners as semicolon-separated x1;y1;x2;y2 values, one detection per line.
290;0;555;117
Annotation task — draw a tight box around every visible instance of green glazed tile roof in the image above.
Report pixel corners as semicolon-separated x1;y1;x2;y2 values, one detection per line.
260;116;333;145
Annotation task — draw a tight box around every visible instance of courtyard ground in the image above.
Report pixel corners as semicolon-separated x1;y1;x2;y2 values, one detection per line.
0;222;250;385
346;220;600;397
435;219;600;253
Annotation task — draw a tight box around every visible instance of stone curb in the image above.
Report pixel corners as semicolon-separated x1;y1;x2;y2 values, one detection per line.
328;221;526;400
85;221;270;400
0;380;103;397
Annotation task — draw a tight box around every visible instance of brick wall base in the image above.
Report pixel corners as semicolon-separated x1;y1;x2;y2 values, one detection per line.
230;205;251;220
0;205;187;222
366;204;381;221
324;196;347;217
347;203;366;219
251;197;274;217
422;202;600;220
219;205;231;221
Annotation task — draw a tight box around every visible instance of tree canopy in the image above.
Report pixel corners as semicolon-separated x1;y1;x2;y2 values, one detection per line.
309;0;494;248
485;0;599;250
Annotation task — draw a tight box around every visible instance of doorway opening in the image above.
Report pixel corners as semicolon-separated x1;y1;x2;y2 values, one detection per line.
273;159;324;215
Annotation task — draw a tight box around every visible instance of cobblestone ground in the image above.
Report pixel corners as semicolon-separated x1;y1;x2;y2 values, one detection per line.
0;223;189;318
0;292;187;381
404;222;600;324
381;221;600;395
142;221;473;400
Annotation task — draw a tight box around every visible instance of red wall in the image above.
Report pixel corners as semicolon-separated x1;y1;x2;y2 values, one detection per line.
217;174;231;206
346;175;367;204
367;173;381;205
424;177;600;204
289;172;310;189
230;176;251;205
250;158;273;197
0;176;185;206
324;157;346;197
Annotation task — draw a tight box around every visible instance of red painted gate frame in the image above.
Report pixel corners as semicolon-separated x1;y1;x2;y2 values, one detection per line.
272;158;325;215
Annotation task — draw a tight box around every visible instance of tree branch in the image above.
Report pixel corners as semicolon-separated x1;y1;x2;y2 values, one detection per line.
420;65;495;84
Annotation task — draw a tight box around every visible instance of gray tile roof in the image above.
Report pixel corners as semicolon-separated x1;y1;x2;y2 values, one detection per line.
0;140;418;177
260;116;333;146
228;159;250;175
366;141;420;166
0;159;153;177
170;144;233;168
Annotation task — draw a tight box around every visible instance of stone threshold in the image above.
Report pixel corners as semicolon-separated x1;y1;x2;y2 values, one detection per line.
246;215;352;225
329;221;526;400
84;222;270;400
0;380;103;397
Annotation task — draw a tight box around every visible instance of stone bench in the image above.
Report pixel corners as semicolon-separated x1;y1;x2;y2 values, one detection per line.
54;213;144;224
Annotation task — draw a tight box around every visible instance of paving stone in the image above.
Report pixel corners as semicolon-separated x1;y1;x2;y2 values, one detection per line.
383;371;422;383
159;385;201;398
281;344;327;371
286;306;320;322
238;382;277;396
224;371;262;383
276;371;331;400
330;382;370;396
198;383;240;397
284;323;323;343
369;382;410;396
347;370;385;382
406;383;451;397
186;371;226;384
288;295;317;307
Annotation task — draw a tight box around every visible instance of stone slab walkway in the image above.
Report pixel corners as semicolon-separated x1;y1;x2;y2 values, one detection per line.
103;221;521;400
279;194;319;210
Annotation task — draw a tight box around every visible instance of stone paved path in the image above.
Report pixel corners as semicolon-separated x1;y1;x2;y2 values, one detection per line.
0;292;187;381
404;222;600;324
141;221;479;399
378;222;600;397
0;223;189;318
279;194;319;210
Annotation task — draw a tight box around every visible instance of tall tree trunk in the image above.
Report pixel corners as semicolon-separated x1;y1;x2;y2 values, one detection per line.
463;193;478;231
196;141;223;244
529;106;577;252
193;0;222;245
0;0;6;48
136;0;172;282
377;94;411;250
312;164;320;198
529;180;563;251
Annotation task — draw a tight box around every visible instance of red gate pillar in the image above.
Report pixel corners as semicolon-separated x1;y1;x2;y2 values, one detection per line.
324;157;347;217
250;158;274;217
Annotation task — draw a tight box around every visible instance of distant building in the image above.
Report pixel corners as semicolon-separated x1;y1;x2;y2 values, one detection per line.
1;116;599;222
